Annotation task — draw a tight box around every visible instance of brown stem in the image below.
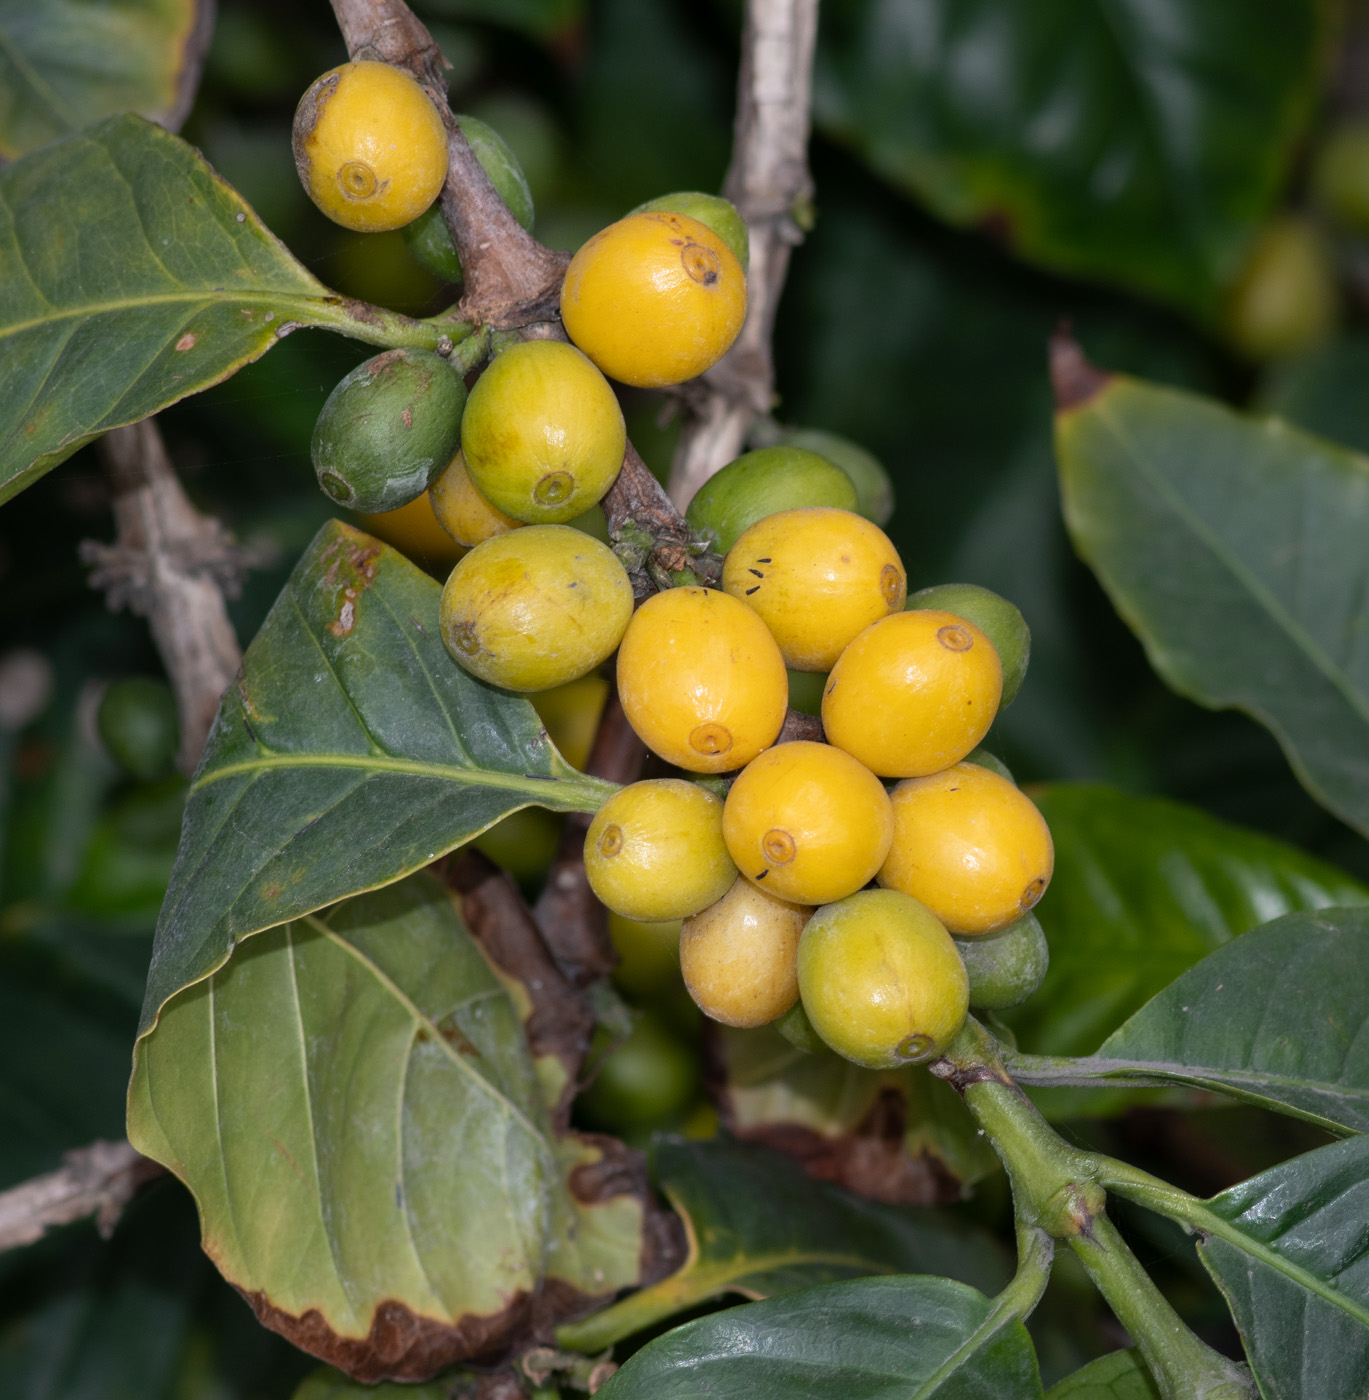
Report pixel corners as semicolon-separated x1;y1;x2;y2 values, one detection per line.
667;0;819;509
329;0;567;322
0;1140;163;1254
82;420;250;772
533;689;647;988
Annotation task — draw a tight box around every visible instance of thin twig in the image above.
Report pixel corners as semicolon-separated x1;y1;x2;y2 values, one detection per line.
0;1140;163;1254
82;419;251;772
667;0;819;510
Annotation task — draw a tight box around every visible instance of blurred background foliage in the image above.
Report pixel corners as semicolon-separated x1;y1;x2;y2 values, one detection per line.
5;0;1369;1392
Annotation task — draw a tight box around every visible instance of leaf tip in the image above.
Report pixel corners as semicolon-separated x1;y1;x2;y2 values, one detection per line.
1049;325;1111;414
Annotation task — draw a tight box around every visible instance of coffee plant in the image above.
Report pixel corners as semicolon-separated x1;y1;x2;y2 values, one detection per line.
3;1;1369;1398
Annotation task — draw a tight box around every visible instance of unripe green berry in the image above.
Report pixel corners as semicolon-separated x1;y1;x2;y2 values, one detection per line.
686;447;857;553
402;115;535;283
907;582;1030;706
312;348;466;513
774;999;828;1055
954;912;1049;1011
776;427;894;526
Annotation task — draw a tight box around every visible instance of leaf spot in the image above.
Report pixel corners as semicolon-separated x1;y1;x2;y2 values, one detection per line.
175;333;198;352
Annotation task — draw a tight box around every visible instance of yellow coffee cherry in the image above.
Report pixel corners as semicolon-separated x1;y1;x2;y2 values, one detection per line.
354;492;464;575
616;587;787;773
680;877;810;1028
439;525;632;690
292;61;448;232
561;211;748;388
430;448;524;548
798;889;968;1068
722;740;893;904
822;610;1002;778
461;340;626;524
722;508;906;671
584;780;737;922
878;763;1054;935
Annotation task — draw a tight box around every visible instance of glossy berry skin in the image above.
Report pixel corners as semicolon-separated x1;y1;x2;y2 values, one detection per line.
585;780;737;922
312;349;466;513
439;525;632;691
822;609;1002;778
402;115;534;283
616;587;788;773
798;889;968;1069
723;740;893;905
461;340;626;524
680;877;809;1028
955;912;1049;1011
630;191;750;270
293;61;448;232
724;508;906;672
561;211;747;388
777;427;894;526
878;762;1054;935
907;582;1030;707
429;449;523;548
685;447;857;553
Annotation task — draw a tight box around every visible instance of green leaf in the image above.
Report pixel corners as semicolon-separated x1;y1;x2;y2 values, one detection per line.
1258;335;1369;458
1044;1350;1158;1400
556;1136;1009;1352
1010;909;1369;1132
596;1275;1043;1400
713;1023;1000;1191
1197;1135;1369;1400
0;0;210;158
138;519;613;1042
129;874;643;1381
1055;369;1369;839
815;0;1327;319
0;115;442;505
1011;784;1368;1058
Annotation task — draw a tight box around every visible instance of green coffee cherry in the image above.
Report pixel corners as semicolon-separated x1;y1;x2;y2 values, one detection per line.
631;190;749;271
954;912;1049;1011
965;747;1014;783
98;678;179;780
401;115;535;284
576;1013;699;1133
1313;123;1369;234
775;1000;828;1055
777;427;894;526
312;348;466;513
685;446;857;553
907;582;1030;706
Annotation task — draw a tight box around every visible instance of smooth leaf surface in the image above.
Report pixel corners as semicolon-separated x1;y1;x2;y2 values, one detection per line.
129;874;641;1379
0;115;439;504
140;519;613;1040
815;0;1324;319
1012;784;1368;1057
1011;909;1369;1132
1198;1135;1369;1400
0;0;209;158
597;1275;1042;1400
1056;371;1369;838
1044;1350;1158;1400
557;1136;1008;1352
1259;335;1369;457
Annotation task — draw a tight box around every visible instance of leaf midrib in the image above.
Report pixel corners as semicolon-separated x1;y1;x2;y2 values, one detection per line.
0;288;328;343
1092;393;1369;734
192;750;612;809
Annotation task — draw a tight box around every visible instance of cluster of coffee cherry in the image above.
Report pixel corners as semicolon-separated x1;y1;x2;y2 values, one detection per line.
291;59;1054;1071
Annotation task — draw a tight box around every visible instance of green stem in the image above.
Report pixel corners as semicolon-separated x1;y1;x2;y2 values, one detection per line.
1095;1157;1369;1330
936;1020;1254;1400
296;296;451;352
1069;1216;1253;1400
911;1225;1054;1400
